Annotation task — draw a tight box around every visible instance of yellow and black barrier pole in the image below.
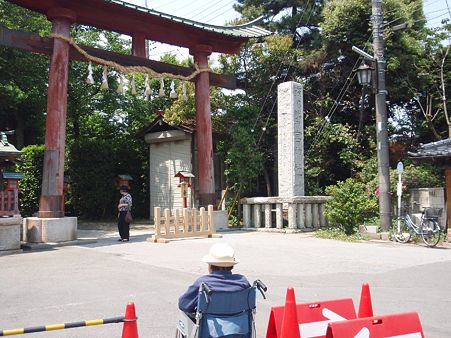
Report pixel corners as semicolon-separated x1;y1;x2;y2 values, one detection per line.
0;316;125;336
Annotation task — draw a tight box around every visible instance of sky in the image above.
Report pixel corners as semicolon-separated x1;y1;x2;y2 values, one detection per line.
424;0;451;27
125;0;450;61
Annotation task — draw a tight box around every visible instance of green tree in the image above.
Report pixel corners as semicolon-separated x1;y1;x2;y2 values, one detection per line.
216;103;264;193
222;0;448;197
1;2;168;219
0;1;51;147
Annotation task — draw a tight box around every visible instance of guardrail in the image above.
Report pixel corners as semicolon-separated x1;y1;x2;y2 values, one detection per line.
0;302;138;337
240;196;332;230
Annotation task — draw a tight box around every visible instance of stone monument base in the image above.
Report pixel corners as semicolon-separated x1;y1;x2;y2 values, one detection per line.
0;215;22;251
24;217;77;243
213;210;229;231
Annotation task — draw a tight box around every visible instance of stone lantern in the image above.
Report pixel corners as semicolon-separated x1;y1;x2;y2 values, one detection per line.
0;131;23;252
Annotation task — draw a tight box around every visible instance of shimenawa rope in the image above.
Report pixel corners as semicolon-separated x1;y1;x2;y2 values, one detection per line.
49;33;211;81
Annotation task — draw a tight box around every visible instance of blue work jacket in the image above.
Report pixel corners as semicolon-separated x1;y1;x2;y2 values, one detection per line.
178;269;250;313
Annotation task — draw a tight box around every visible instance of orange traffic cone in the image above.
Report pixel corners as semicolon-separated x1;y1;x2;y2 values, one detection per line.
358;283;374;318
280;288;300;338
122;302;139;338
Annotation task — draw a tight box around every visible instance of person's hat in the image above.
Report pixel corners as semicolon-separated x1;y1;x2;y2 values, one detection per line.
202;242;239;267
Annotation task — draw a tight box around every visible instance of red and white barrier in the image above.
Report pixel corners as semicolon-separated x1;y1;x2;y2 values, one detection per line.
266;283;425;338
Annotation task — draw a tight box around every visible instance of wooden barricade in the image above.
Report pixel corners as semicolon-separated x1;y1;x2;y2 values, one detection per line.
149;205;221;243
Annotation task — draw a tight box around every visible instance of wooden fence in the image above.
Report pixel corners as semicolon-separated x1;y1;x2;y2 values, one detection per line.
150;205;220;243
0;190;19;217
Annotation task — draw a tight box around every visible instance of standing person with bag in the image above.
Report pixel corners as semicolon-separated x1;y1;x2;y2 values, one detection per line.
117;185;132;242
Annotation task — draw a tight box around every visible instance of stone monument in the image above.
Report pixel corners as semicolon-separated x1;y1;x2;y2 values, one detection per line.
277;81;304;197
241;81;330;230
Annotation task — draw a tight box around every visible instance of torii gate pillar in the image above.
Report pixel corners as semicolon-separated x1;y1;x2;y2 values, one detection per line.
38;8;76;218
191;45;216;207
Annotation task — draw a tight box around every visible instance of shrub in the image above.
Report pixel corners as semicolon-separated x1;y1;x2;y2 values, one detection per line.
69;139;118;219
325;178;378;234
68;138;149;220
390;162;443;192
15;144;44;217
315;227;367;241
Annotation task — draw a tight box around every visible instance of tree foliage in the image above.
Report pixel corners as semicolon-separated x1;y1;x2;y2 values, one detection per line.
0;1;50;147
15;145;44;217
1;0;448;221
216;102;264;193
1;2;171;219
222;0;448;198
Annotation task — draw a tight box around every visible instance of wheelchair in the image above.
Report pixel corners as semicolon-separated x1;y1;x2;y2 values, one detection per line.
176;280;267;338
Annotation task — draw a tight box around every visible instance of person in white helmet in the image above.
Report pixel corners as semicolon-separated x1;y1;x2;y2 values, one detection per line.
178;242;250;314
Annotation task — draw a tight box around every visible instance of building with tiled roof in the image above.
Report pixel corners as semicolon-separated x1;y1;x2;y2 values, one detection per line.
409;138;451;232
408;138;451;161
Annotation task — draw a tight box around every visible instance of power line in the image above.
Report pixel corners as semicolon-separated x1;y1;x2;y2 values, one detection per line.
197;3;236;23
257;1;318;144
305;32;373;156
425;7;450;16
304;0;449;157
305;57;361;157
204;5;237;24
191;0;234;21
172;0;213;16
383;0;442;20
419;11;450;24
153;0;188;10
250;1;315;138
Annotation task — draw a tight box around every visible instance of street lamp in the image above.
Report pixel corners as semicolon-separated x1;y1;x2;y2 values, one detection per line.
356;64;372;87
355;64;372;142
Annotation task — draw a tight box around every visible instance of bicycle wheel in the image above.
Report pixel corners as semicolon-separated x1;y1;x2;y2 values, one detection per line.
394;218;411;243
421;220;441;247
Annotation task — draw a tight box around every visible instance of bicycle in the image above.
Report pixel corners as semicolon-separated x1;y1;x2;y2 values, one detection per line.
394;205;443;247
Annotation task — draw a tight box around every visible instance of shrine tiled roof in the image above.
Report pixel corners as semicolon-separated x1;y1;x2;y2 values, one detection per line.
137;115;195;137
109;0;271;38
408;138;451;159
0;133;21;157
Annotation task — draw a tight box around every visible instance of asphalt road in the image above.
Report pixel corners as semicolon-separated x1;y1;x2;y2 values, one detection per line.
1;227;450;337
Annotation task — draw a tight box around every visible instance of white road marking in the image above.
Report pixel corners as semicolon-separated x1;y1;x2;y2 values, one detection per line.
298;308;347;338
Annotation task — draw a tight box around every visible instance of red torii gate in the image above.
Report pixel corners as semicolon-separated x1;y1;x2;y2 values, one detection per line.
4;0;269;218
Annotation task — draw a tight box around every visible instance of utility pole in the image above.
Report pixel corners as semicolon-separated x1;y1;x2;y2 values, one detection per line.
372;0;392;231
